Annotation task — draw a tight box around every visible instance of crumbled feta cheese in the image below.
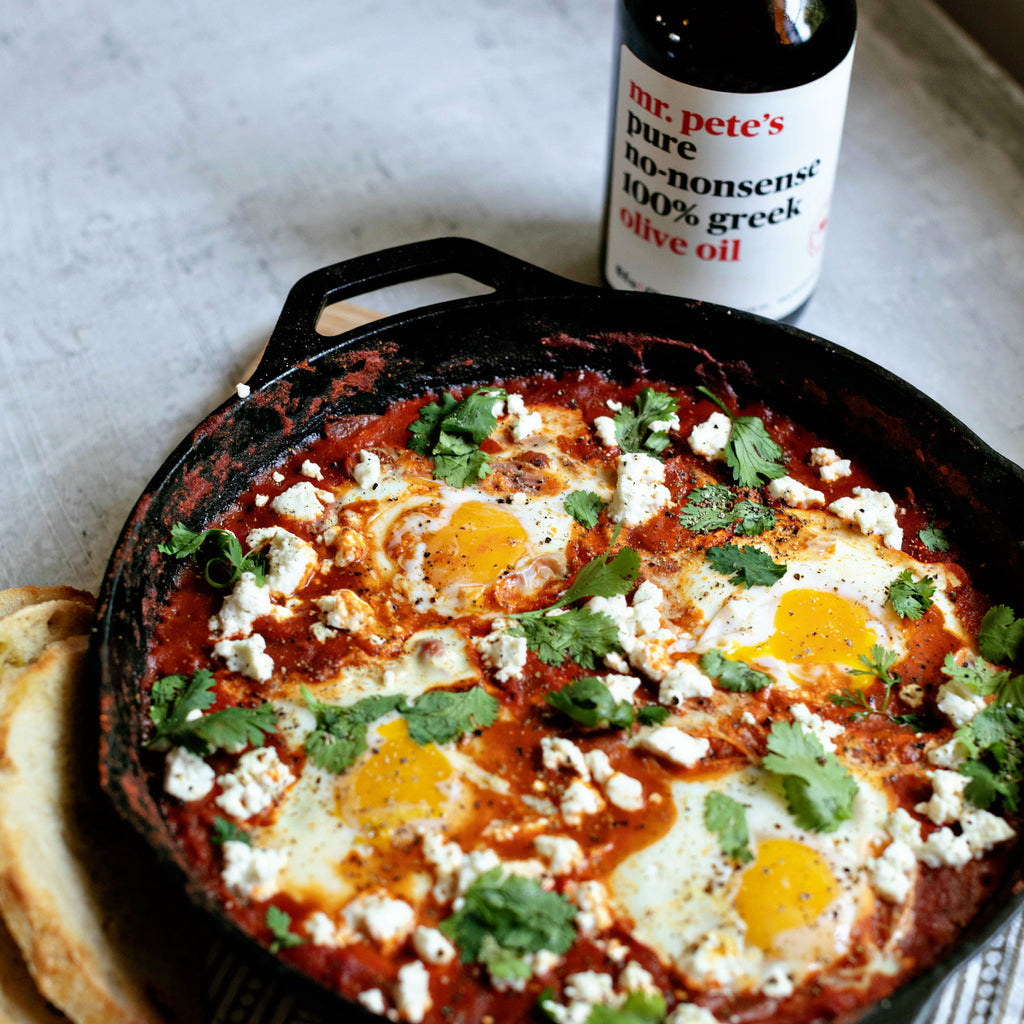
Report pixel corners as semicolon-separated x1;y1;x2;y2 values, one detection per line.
936;677;986;727
618;961;658;994
566;971;616;1005
594;415;619;448
413;926;456;965
542;736;590;778
164;746;215;801
570;880;614;935
767;475;825;509
659;659;714;704
421;832;465;902
900;682;924;708
221;840;286;899
357;988;387;1016
393;960;431;1024
506;393;543;440
602;673;641;704
215;746;294;820
916;828;972;869
648;414;680;434
317;589;373;632
606;399;623;412
211;570;272;637
687;412;731;461
472;619;528;682
213;632;274;683
560;779;604;825
345;894;416;947
828;487;903;549
808;447;852;481
254;494;269;507
534;834;585;875
607;453;671;527
235;382;251;398
927;737;969;769
789;703;844;753
604;772;644;812
305;911;340;946
960;808;1017;854
666;1005;720;1024
245;526;318;596
635;726;710;767
869;840;917;903
353;450;382;490
270;481;333;521
914;769;969;825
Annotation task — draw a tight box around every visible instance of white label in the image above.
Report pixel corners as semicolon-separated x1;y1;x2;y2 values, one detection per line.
604;44;855;319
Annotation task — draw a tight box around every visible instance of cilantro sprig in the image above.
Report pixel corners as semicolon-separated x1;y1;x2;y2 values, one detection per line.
955;703;1024;812
407;386;507;487
762;721;859;833
978;605;1024;667
544;677;665;730
147;669;277;754
564;490;608;529
886;570;935;620
704;791;753;863
678;485;776;537
158;523;269;589
265;906;304;954
439;868;577;969
210;817;251;846
706;543;786;588
699;650;771;692
611;387;680;457
829;645;927;729
696;387;786;487
508;528;641;669
919;522;950;553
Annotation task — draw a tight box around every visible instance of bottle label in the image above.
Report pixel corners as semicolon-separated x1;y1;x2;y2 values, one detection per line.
604;43;855;319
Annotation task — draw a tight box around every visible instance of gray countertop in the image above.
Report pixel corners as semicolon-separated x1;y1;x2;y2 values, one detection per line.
3;0;1023;1021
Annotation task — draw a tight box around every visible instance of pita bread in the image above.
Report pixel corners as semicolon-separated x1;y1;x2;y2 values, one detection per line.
0;602;94;673
0;914;68;1024
0;637;201;1024
0;589;92;621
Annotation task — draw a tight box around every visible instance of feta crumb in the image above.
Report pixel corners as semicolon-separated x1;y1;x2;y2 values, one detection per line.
927;737;969;769
808;446;852;481
393;961;431;1024
254;494;269;507
357;988;387;1016
606;399;623;412
221;840;286;899
213;632;274;683
828;487;903;549
300;459;323;480
659;659;714;704
636;726;710;767
272;471;285;484
211;570;272;637
270;481;333;521
215;746;294;819
412;926;456;965
472;619;528;682
344;894;416;947
603;673;641;704
767;475;825;509
666;1006;719;1024
618;961;658;994
353;449;382;490
593;416;619;448
607;453;671;527
534;834;585;875
869;840;917;903
235;382;251;398
914;769;969;825
648;415;680;434
305;911;340;946
542;736;590;778
317;589;373;632
936;677;986;727
900;682;925;708
789;703;844;753
687;411;731;461
506;393;543;440
570;880;614;935
603;771;644;812
245;526;318;597
560;779;604;825
164;746;215;801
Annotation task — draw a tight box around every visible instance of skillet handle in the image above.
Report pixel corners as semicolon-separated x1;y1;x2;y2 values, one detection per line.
250;237;584;388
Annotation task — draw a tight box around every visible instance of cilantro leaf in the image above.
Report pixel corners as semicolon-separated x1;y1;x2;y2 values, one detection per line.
478;935;533;983
941;652;1011;697
402;686;499;745
587;992;667;1024
704;791;753;863
210;817;251;846
696;387;786;487
510;608;622;670
265;905;304;953
564;490;607;529
706;543;786;588
637;705;670;726
762;721;859;832
850;644;900;687
829;646;926;728
919;522;949;552
732;499;777;537
955;702;1024;811
439;868;577;963
612;387;680;457
678;485;737;533
886;570;935;620
407;386;507;487
559;535;641;608
301;686;404;774
158;523;268;588
546;677;634;730
978;605;1024;667
147;669;275;754
699;650;771;692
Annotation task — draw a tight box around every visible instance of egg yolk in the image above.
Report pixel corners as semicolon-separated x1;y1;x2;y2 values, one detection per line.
734;588;878;679
349;718;452;845
735;839;839;951
423;501;528;588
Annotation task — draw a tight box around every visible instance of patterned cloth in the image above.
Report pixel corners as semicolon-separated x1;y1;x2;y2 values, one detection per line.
203;913;1024;1024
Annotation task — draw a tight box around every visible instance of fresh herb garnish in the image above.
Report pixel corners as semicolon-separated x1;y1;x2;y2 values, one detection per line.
637;705;670;726
564;490;608;529
829;645;927;728
941;652;1012;697
704;791;753;863
762;720;859;833
955;703;1024;811
402;686;499;746
696;387;786;487
678;485;776;537
407;386;507;488
158;523;268;589
508;528;641;669
706;543;787;588
919;522;950;553
886;570;936;620
733;499;777;537
545;677;635;730
978;605;1024;667
147;669;276;754
265;905;304;953
612;387;680;457
587;992;668;1024
210;817;251;846
439;868;577;965
699;650;771;692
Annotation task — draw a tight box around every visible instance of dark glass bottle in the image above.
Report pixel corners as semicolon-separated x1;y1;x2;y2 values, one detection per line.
601;0;857;322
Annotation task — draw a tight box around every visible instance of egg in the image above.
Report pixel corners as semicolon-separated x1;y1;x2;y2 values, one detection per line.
607;764;890;996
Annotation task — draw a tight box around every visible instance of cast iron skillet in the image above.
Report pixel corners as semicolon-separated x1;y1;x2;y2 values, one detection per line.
94;236;1024;1024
